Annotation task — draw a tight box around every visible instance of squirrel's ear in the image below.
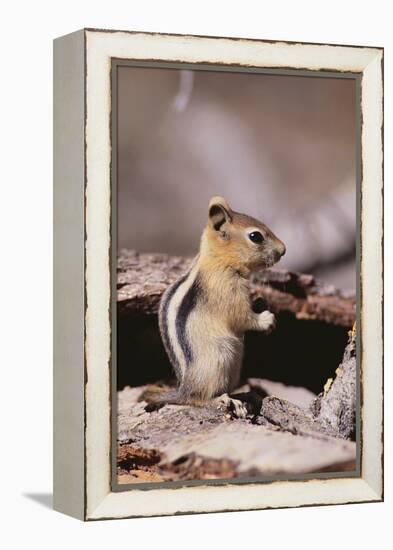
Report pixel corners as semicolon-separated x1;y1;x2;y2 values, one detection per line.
208;196;232;231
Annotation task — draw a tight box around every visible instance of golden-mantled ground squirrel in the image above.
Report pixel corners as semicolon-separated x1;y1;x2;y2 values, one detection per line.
143;196;286;417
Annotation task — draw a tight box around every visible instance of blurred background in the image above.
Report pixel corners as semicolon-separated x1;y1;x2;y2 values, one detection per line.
117;66;357;292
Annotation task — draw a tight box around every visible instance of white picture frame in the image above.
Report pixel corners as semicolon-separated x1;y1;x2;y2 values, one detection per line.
53;28;383;521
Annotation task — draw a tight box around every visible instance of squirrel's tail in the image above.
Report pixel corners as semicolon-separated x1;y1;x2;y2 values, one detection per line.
139;385;207;411
138;385;183;411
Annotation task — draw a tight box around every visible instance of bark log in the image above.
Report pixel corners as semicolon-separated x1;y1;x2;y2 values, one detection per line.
310;325;357;439
117;383;356;483
116;250;357;482
258;327;357;440
118;249;355;327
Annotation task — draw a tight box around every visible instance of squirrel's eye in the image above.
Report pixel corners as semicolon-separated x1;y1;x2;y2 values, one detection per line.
248;231;264;244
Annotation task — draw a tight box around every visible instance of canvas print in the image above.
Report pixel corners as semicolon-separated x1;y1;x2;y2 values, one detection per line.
114;65;358;487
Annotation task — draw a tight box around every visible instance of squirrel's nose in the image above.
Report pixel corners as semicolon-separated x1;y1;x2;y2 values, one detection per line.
279;243;286;257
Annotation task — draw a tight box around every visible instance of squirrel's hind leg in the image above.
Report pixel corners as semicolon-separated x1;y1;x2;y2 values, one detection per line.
214;391;263;418
214;393;249;418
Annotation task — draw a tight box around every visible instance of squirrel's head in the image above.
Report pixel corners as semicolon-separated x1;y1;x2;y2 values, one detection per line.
202;196;286;271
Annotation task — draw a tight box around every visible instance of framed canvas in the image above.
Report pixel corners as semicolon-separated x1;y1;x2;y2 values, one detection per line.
53;28;383;521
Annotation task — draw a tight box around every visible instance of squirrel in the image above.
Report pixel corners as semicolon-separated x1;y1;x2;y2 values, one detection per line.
141;196;286;417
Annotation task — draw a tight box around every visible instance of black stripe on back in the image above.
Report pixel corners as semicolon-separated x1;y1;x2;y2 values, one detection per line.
159;273;188;376
176;274;201;367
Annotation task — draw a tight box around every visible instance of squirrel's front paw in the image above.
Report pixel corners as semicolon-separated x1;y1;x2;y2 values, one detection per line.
258;310;276;333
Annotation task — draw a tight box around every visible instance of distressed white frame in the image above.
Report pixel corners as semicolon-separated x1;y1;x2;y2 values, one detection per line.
55;29;384;521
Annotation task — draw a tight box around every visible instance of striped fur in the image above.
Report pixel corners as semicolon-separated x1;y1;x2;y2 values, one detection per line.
158;273;188;379
175;274;202;367
158;263;201;379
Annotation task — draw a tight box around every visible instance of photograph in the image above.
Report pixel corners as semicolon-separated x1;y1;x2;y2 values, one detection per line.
114;63;359;487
